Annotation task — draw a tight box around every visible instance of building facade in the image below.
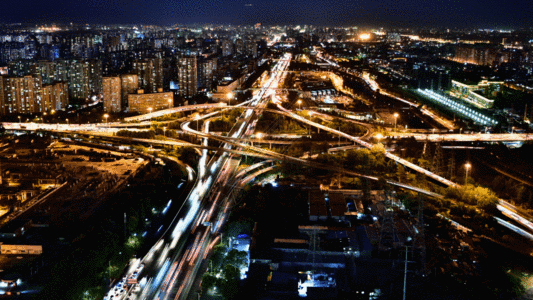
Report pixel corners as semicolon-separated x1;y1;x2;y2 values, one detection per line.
102;76;121;113
178;56;198;98
128;90;173;114
132;58;163;94
120;74;139;110
41;82;68;112
0;75;42;115
450;80;502;109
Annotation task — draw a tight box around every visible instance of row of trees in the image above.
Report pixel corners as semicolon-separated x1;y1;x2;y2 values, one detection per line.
202;220;253;299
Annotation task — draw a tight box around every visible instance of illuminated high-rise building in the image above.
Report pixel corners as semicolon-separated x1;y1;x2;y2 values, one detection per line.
103;77;121;113
85;59;102;95
235;38;244;55
31;61;57;85
120;74;139;110
198;58;217;91
41;82;68;112
8;60;34;77
222;40;234;57
66;60;90;101
128;89;173;114
0;75;42;115
132;58;163;93
245;40;258;58
178;56;197;98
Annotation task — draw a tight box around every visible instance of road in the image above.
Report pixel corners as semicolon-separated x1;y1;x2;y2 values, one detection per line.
105;52;293;300
387;132;532;142
5;48;533;300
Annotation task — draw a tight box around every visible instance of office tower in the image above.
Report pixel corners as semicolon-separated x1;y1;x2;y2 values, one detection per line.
42;82;68;112
103;77;121;113
222;40;234;57
128;90;173;114
120;74;139;110
132;58;163;93
178;56;197;98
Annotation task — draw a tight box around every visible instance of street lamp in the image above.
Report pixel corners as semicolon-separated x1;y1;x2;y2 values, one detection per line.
66;118;69;126
163;126;167;137
394;113;399;130
168;99;173;109
297;99;302;110
148;107;153;115
227;92;233;106
465;163;471;185
512;126;515;134
18;116;21;124
375;133;383;142
104;114;109;128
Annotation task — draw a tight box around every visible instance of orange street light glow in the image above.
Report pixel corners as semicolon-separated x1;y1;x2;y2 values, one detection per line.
360;33;371;40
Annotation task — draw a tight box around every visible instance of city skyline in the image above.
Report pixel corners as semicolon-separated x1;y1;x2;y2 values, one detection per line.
1;0;532;28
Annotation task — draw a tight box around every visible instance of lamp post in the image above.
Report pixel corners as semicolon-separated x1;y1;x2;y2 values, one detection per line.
148;107;152;115
66;118;69;126
254;132;264;148
297;99;302;110
227;92;233;106
258;132;271;148
168;99;173;109
18;116;21;124
163;126;167;137
375;133;383;143
465;163;471;185
104;114;109;128
394;113;399;130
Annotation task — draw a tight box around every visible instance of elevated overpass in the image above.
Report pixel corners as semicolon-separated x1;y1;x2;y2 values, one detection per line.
392;132;532;142
123;103;227;122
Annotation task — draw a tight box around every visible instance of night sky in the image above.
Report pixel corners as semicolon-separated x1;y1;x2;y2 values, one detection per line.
2;0;533;28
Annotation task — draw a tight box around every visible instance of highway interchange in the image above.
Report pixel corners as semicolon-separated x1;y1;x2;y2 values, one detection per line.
3;51;533;299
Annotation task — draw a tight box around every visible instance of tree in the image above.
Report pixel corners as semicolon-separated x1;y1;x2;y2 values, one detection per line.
220;264;240;299
370;143;386;156
178;147;198;167
225;249;248;269
396;165;407;183
211;244;227;271
201;273;219;292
